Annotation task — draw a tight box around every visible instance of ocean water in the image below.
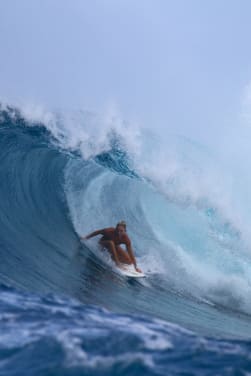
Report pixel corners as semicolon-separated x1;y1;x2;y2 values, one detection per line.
1;104;251;375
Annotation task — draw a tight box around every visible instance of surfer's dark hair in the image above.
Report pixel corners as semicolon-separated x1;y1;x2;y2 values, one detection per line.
116;220;127;231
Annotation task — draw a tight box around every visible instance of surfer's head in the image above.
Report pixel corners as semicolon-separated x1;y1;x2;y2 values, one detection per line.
116;220;127;234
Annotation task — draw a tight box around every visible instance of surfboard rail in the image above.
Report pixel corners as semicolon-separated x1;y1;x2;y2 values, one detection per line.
118;263;145;278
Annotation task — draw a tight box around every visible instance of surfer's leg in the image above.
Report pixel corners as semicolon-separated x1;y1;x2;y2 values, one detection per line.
115;246;132;264
99;240;120;265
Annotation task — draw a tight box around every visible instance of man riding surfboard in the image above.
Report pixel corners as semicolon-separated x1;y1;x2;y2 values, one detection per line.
82;221;142;273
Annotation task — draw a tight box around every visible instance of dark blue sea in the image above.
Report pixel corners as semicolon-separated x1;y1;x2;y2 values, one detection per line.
1;104;251;375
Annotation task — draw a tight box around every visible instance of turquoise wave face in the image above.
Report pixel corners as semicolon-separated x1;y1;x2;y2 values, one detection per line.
1;105;251;339
65;155;251;337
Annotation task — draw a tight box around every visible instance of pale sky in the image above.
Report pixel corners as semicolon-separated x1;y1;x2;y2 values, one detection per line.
1;0;251;144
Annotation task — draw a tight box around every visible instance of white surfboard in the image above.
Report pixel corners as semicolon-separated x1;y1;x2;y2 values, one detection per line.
118;263;145;278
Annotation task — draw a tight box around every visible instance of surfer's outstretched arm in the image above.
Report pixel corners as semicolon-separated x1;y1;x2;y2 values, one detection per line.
81;229;105;240
126;244;142;273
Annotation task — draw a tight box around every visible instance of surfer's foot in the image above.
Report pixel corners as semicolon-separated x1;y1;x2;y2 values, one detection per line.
135;267;142;273
118;264;127;270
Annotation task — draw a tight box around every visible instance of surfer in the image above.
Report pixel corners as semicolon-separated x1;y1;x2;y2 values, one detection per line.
82;221;142;273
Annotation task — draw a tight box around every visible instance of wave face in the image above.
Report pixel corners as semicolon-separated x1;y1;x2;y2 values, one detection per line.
1;104;251;342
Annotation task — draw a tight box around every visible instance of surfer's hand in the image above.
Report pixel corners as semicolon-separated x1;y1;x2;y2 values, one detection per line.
135;267;142;273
